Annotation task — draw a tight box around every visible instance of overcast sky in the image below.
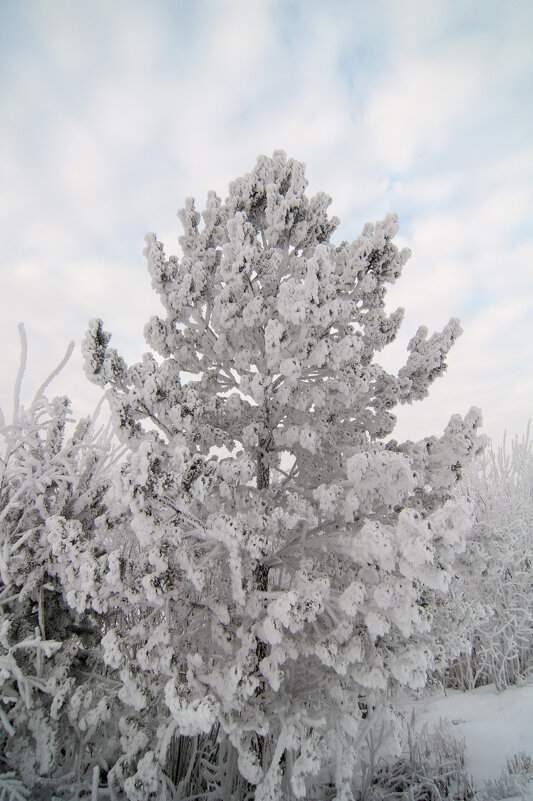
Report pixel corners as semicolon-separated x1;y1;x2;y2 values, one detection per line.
1;0;531;446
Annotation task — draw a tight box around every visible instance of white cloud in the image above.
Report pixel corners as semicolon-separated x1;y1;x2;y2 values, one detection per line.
363;54;483;171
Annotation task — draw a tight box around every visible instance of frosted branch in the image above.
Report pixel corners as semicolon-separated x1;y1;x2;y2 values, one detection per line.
12;323;27;425
32;340;75;403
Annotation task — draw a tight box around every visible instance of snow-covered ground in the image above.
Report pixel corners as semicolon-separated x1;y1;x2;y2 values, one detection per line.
409;682;533;798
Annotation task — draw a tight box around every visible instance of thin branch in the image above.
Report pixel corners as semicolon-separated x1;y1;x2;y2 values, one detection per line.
136;403;174;439
12;323;27;425
161;496;207;531
32;340;75;403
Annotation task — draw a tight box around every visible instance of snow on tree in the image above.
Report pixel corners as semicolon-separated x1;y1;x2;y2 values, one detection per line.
443;427;533;691
70;151;484;800
0;326;122;799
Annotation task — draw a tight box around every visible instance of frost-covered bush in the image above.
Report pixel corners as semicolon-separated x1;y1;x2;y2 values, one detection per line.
73;151;484;800
0;327;122;800
444;428;533;690
358;719;470;801
475;752;533;800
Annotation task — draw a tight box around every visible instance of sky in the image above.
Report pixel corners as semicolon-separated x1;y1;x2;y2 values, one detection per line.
0;0;531;446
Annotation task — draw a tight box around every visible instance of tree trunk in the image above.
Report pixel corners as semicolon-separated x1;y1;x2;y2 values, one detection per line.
255;438;270;645
256;439;270;493
253;439;271;777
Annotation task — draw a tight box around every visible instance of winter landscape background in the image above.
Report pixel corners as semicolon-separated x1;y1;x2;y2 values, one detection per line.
1;2;532;801
1;0;532;445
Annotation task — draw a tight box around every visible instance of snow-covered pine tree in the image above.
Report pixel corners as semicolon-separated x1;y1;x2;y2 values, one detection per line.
76;151;484;800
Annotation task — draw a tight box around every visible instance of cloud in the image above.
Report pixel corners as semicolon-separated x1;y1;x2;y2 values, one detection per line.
363;53;484;172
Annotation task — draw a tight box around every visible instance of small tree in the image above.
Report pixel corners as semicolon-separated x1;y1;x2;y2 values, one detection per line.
75;151;484;800
443;427;533;691
0;327;122;799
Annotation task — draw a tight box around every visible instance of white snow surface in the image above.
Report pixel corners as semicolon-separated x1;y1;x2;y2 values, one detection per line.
406;682;533;794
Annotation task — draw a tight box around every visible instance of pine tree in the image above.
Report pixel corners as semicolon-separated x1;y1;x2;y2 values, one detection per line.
77;151;484;800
